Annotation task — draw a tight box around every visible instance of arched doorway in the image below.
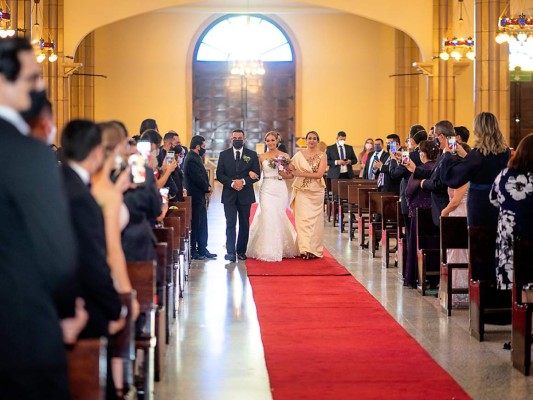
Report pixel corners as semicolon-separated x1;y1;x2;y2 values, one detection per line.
193;15;296;159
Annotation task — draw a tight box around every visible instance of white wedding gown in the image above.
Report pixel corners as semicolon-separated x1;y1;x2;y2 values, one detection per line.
246;160;299;262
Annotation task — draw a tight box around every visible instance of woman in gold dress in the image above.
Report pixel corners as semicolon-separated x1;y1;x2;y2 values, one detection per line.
287;131;327;259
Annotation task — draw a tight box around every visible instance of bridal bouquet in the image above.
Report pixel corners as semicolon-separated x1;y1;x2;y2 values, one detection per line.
267;155;291;180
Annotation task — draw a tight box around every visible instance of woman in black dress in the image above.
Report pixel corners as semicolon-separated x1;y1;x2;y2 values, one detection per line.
440;112;510;227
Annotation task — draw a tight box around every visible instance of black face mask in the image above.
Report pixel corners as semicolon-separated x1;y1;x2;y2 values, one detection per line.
233;139;244;149
199;147;206;156
171;145;183;155
434;136;440;147
20;89;48;122
386;144;391;152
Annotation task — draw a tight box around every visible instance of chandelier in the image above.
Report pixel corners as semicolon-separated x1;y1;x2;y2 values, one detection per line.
0;3;15;38
230;59;265;76
439;0;475;61
495;13;533;44
32;0;57;63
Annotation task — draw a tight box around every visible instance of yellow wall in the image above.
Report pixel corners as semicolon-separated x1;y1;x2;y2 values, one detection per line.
94;11;396;148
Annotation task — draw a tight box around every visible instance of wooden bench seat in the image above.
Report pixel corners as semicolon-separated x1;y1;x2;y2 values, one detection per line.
380;195;400;267
67;338;108;400
416;208;440;296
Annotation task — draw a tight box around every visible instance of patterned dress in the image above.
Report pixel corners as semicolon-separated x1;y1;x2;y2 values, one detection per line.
489;168;533;289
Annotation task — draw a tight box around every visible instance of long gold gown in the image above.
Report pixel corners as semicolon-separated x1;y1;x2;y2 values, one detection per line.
290;151;326;258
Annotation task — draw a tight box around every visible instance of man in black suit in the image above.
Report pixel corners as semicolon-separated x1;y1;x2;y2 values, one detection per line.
216;129;260;262
184;135;217;260
60;120;125;339
326;131;357;179
414;120;452;226
0;38;79;400
377;133;403;194
362;138;390;181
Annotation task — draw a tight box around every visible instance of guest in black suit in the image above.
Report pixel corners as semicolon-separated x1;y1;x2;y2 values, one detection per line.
184;135;217;260
0;38;79;400
60;120;125;340
326;131;358;179
377;133;403;194
410;120;452;226
157;131;180;166
362;138;389;181
216;129;260;262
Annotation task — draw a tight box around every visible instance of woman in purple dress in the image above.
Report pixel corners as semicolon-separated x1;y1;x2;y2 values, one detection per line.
403;140;440;287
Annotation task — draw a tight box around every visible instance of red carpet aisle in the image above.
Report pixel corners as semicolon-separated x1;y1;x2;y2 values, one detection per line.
246;207;470;399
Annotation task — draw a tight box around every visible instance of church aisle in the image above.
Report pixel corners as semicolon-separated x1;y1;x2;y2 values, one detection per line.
157;182;533;399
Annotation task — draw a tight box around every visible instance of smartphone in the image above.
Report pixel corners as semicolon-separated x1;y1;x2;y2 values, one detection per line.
165;151;175;165
448;136;457;155
159;187;169;204
401;150;410;165
128;154;146;184
390;141;397;154
136;140;151;160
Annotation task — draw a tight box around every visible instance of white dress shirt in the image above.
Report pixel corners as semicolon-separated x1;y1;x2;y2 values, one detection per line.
0;105;31;136
336;142;348;173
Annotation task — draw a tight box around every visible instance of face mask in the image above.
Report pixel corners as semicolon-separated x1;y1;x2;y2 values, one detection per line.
407;140;413;150
199;147;206;156
434;136;440;147
172;145;183;155
386;144;391;152
20;89;47;121
233;139;244;149
374;144;382;153
46;125;57;146
338;140;345;146
365;143;373;150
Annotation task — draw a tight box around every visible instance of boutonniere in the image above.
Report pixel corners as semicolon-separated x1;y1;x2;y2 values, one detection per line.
242;155;251;163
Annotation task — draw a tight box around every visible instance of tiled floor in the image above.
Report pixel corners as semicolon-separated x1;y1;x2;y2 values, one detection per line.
157;182;533;400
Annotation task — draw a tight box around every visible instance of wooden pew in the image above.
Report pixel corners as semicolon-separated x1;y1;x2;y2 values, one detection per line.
416;208;440;296
511;238;533;375
153;243;168;382
175;197;193;273
331;179;351;227
163;215;184;300
128;260;157;400
166;209;188;288
153;227;175;343
67;338;108;400
439;216;469;316
396;201;407;277
347;181;377;241
337;180;351;232
368;192;395;258
468;226;512;341
380;195;400;267
357;186;378;248
325;177;333;222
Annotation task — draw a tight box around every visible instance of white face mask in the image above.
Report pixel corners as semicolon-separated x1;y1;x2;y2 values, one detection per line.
46;125;57;145
338;140;345;146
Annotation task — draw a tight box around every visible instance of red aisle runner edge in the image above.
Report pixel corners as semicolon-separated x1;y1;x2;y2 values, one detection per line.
245;205;470;400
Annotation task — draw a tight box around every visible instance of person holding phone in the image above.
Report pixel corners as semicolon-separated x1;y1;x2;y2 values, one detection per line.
376;133;402;194
326;131;357;179
440;112;510;227
362;138;388;180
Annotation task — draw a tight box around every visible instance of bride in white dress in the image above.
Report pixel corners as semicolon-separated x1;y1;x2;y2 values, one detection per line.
246;131;298;262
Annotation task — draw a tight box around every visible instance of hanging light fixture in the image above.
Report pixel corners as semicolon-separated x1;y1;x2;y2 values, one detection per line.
495;1;533;44
440;0;475;61
32;0;57;63
0;1;16;38
228;1;266;76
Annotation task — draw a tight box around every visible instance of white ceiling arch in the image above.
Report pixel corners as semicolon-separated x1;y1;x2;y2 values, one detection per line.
64;0;432;60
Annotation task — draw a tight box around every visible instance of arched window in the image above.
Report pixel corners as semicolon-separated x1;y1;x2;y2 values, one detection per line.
196;15;293;62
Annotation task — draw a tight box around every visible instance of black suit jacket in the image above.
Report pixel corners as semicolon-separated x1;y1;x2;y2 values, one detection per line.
414;155;449;226
326;143;357;178
216;147;260;205
390;148;422;214
184;151;210;204
0;119;77;375
378;156;401;194
362;151;390;180
61;164;122;338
